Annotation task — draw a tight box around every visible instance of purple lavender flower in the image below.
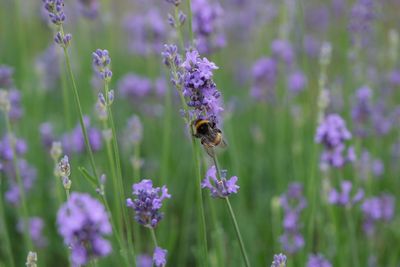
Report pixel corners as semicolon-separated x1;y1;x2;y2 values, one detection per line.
0;65;14;88
77;0;99;19
361;194;395;235
315;114;354;169
118;74;152;100
328;180;364;207
192;0;226;54
18;217;48;248
57;192;112;266
348;0;375;43
39;122;55;150
271;253;287;267
137;254;152;267
35;45;60;91
54;32;72;48
123;10;166;56
201;165;239;198
165;0;181;6
92;49;112;81
0;134;27;161
357;150;384;179
388;69;400;86
271;39;294;65
279;183;306;254
43;0;66;25
153;247;167;267
251;57;278;101
126;179;171;228
181;50;223;122
288;71;307;94
307;254;332;267
8;89;23;121
124;115;143;145
351;86;372;137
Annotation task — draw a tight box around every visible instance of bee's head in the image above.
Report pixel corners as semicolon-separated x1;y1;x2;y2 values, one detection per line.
194;119;211;135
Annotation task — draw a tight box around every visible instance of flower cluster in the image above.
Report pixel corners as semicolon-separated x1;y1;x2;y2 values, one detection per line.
153;247;167;267
250;57;277;100
126;179;171;228
315;114;355;169
123;10;166;56
271;253;287;267
77;0;99;19
181;50;223;123
361;194;395;235
306;254;332;267
92;49;112;81
35;45;60;91
43;0;66;25
279;183;307;254
0;66;23;121
201;165;239;198
0;65;14;88
191;0;226;54
328;180;364;207
18;217;48;248
57;192;112;266
357;149;384;180
271;39;294;66
348;0;376;42
26;251;38;267
351;86;373;137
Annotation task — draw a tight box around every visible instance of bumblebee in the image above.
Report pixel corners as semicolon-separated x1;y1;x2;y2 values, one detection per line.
193;118;227;157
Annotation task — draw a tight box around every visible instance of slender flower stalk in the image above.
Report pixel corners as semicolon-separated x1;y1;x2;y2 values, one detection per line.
0;174;15;267
211;153;251;267
1;101;33;250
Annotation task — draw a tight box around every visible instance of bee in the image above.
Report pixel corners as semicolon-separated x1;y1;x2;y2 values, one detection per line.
193;118;227;157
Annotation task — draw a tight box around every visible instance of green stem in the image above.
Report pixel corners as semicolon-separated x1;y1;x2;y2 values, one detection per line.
4;115;33;251
186;0;194;45
346;209;360;267
211;155;251;267
104;81;136;265
0;176;16;267
149;227;159;247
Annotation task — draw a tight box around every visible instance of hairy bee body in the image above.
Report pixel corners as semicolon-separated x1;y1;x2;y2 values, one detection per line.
193;119;226;156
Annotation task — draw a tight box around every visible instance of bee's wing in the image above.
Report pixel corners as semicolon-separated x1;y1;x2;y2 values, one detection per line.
204;145;215;157
219;138;228;148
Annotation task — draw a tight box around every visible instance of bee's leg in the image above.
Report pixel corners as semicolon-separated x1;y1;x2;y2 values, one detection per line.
205;146;215;157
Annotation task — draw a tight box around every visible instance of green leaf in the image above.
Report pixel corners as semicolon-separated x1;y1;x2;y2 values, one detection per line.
78;167;98;189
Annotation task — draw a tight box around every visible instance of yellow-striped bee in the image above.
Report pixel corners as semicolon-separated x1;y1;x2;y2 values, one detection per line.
193;118;227;157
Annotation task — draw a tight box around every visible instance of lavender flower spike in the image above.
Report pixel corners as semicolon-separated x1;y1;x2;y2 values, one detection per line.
126;179;171;228
43;0;66;26
92;49;112;81
307;253;332;267
201;165;239;198
271;253;287;267
153;246;167;267
57;192;112;266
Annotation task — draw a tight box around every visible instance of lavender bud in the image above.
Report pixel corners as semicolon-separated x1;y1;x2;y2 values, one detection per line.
62;176;72;190
26;251;38;267
178;10;186;26
50;141;63;161
98;92;106;106
54;32;72;48
108;90;114;104
319;42;332;66
57;155;70;177
0;89;11;113
168;14;176;28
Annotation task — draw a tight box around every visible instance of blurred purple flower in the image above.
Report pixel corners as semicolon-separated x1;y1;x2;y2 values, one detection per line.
192;0;226;54
328;180;364;207
18;217;48;248
126;179;171;228
137;254;152;267
271;253;287;267
0;65;14;88
279;232;304;255
57;192;112;266
351;86;372;137
39;122;55;150
388;69;400;86
123;10;166;56
348;0;376;43
288;71;307;94
8;89;23;121
251;57;277;101
35;45;60;91
271;39;294;65
357;150;384;179
77;0;99;19
119;74;152;100
362;194;395;235
307;253;332;267
201;165;239;198
315;114;354;169
0;134;27;161
153;247;167;267
124;115;143;146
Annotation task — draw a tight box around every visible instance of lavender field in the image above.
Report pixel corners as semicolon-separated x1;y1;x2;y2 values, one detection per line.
0;0;399;266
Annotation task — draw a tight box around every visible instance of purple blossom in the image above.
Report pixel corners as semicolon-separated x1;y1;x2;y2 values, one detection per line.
54;32;72;48
118;74;152;100
153;247;167;267
57;192;112;266
123;10;166;56
362;194;395;235
0;134;27;161
126;179;171;228
271;253;287;267
137;254;152;267
92;49;112;81
315;114;354;169
351;86;372;137
357;150;384;179
18;217;48;248
43;0;66;25
35;45;60;91
288;70;307;94
307;254;332;267
250;57;278;100
77;0;99;19
279;182;306;254
39;122;55;150
328;180;364;207
0;65;14;88
388;69;400;86
124;115;143;145
192;0;226;54
271;39;294;65
348;0;376;42
8;89;23;121
201;165;239;198
181;50;223;122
